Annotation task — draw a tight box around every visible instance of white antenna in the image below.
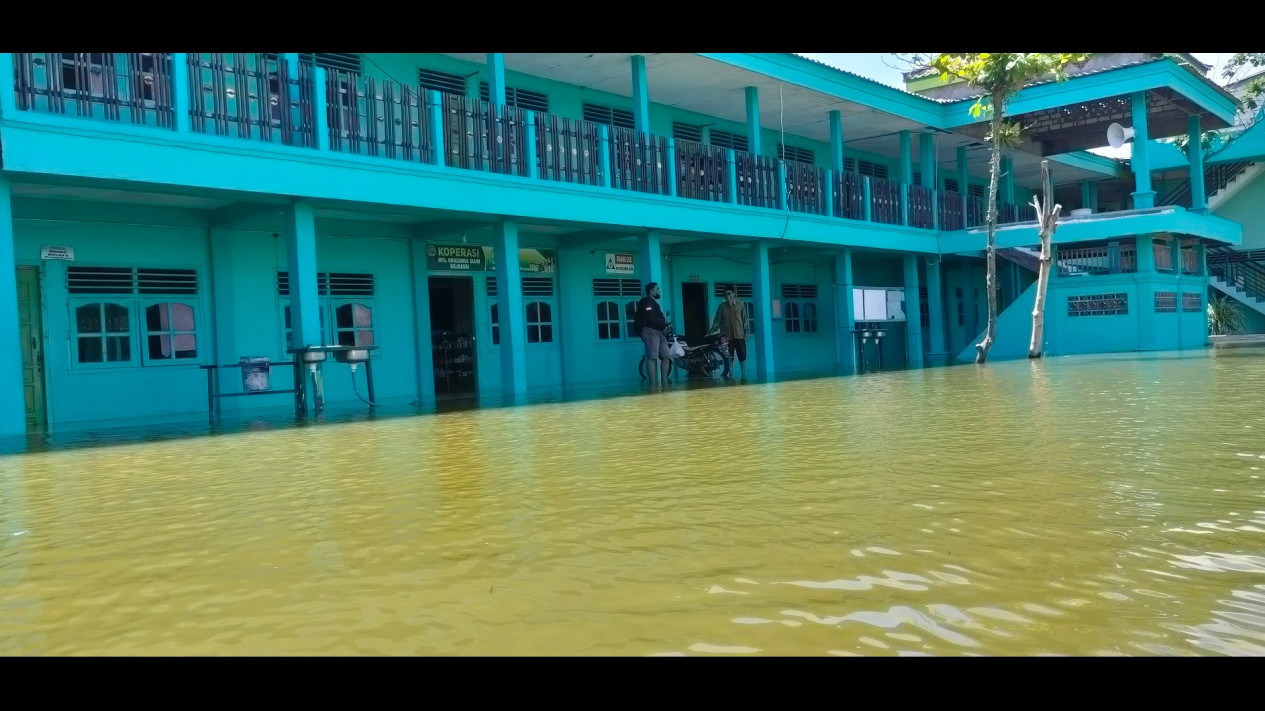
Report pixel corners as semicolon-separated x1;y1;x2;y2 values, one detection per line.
1106;122;1136;149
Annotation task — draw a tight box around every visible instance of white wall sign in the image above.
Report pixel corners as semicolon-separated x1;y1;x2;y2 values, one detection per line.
41;246;75;261
605;252;635;275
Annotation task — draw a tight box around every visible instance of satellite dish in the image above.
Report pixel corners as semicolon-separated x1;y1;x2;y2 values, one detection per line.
1107;122;1136;149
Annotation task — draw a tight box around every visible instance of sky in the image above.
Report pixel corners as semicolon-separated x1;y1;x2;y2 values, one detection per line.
796;53;1235;159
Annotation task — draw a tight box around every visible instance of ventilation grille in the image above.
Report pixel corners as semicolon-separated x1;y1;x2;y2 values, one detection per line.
419;68;466;96
522;277;555;297
69;267;199;295
713;282;754;298
487;276;497;297
672;122;702;143
781;284;818;299
945;178;960;193
709;130;749;153
777;144;815;164
480;83;549;113
277;272;375;297
583;103;636;130
301;53;361;73
968;183;985;198
593;278;642;297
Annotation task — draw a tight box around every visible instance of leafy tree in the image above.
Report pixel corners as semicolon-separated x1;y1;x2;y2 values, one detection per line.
926;53;1088;363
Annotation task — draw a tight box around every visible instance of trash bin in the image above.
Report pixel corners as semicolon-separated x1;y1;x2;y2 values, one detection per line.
240;356;271;393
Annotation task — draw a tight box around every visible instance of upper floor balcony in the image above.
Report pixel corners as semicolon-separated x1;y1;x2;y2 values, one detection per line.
0;52;1242;253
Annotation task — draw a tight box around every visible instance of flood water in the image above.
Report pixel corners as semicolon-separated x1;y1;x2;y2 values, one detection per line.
3;350;1265;656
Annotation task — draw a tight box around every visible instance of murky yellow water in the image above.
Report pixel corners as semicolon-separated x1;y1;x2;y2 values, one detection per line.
3;351;1265;656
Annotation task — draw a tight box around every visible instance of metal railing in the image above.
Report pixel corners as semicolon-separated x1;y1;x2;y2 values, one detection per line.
326;70;432;163
908;184;934;229
443;94;529;177
1180;248;1199;275
1153;241;1174;272
964;194;987;228
784;159;826;215
938;190;964;231
675;140;729;203
1057;241;1138;276
14;52;175;127
1207;247;1265;301
188;53;314;147
1158;161;1253;207
869;175;902;225
534;112;601;185
734;152;780;209
834;171;866;221
609;127;668;195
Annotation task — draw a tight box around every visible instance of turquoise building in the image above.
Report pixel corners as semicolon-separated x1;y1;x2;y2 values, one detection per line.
0;52;1250;436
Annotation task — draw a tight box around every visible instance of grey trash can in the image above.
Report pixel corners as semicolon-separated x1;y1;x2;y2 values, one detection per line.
240;356;271;393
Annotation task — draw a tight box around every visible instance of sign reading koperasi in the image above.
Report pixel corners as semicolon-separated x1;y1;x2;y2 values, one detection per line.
426;243;485;271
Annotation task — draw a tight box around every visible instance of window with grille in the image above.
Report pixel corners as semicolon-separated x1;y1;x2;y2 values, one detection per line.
919;286;930;329
276;271;377;354
593;278;642;342
672;122;702;143
781;284;819;333
301;53;361;73
481;82;549;112
709;129;749;153
583;103;636;130
419;68;467;97
968;183;985;198
526;301;554;343
945;178;960;194
68;266;202;368
778;144;815;165
842;157;889;179
487;276;557;345
713;283;754;298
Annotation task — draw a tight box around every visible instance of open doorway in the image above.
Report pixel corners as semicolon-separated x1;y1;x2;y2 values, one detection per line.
429;276;477;395
681;281;708;341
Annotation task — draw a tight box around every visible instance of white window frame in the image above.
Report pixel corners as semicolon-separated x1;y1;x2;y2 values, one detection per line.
70;298;138;370
139;298;202;366
330;298;377;349
525;299;556;345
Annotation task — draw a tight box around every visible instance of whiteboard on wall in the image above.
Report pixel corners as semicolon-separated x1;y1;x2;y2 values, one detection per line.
852;287;907;322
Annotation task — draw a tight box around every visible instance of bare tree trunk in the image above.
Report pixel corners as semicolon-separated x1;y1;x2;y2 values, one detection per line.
1029;160;1061;358
975;111;1003;364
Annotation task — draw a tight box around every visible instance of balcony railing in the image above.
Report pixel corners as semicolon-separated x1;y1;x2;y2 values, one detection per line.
188;53;314;147
609;127;668;195
675;140;729;203
784;159;826;215
869;175;902;225
8;52;1165;239
15;53;175;127
325;70;432;163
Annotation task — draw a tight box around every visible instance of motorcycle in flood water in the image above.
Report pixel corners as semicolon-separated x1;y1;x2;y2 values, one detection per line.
637;323;726;380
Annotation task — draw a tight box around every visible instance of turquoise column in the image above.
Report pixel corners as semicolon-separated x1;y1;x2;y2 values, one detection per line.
487;53;506;106
428;90;445;167
0;176;24;436
1081;180;1092;211
751;240;774;380
962;262;978;341
0;53;17;117
956;146;969;193
313;67;330;151
1188;115;1206;211
745;87;761;156
524;110;538;178
1000;155;1015;205
410;239;435;402
285;202;321;350
172;53;191;133
900;131;912;225
919;133;935;189
834;249;856;374
1135;233;1156;350
925;258;947;366
637;231;663;288
598;125;612;188
829;110;844;171
494;220;527;395
631;55;650;134
726;149;738;204
1130;91;1155;208
903;255;924;368
1087;180;1099;211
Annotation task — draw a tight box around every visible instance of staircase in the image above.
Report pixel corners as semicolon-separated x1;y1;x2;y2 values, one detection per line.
998;246;1041;273
1207;246;1265;317
1158;161;1257;210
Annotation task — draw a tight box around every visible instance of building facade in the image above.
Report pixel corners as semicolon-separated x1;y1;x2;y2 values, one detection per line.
0;52;1246;437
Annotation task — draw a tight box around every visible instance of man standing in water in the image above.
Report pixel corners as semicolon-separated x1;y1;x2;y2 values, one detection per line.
637;282;671;387
712;287;749;380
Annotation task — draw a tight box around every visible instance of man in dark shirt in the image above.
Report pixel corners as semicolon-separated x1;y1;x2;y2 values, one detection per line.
637;282;671;387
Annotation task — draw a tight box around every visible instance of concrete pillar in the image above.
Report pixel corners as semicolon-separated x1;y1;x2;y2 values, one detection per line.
0;53;17;117
899;130;912;185
829;110;844;172
962;261;979;340
834;249;856;374
919;133;935;190
410;239;435;402
1131;91;1155;208
1188;115;1206;211
1081;180;1092;211
637;231;663;289
428;90;445;167
284;202;321;351
751;240;774;380
745;87;761;156
631;55;650;135
313;67;330;151
956;146;969;194
486;53;506;106
208;228;239;399
172;53;191;133
904;255;924;368
0;176;24;436
494;220;527;395
925;257;948;365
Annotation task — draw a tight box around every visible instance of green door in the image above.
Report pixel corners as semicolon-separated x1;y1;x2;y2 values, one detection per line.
16;266;46;429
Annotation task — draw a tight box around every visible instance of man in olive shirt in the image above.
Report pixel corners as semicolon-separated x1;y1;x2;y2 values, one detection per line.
712;287;749;380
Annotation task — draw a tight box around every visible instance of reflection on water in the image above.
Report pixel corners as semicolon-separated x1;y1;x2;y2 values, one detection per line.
2;350;1265;655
